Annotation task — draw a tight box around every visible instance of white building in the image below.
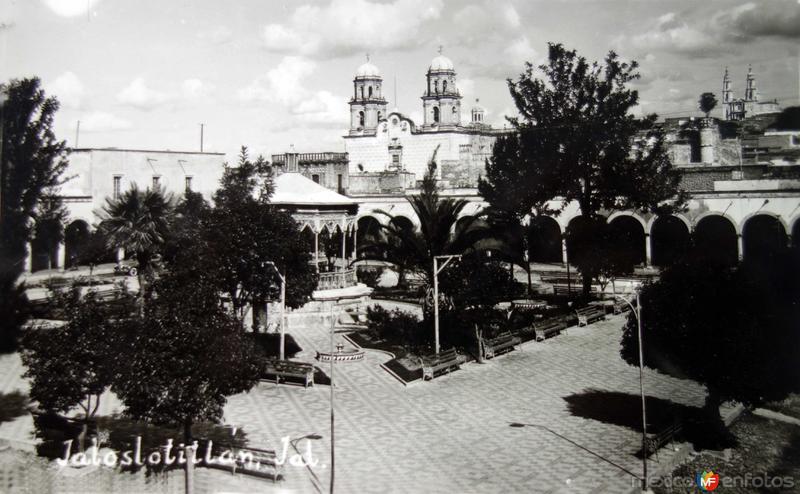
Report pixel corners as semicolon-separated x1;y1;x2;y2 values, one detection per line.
344;52;507;187
29;148;225;272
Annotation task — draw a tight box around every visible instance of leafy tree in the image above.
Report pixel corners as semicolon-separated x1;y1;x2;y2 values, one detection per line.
698;92;718;118
76;230;115;280
20;285;133;450
768;106;800;130
439;252;521;361
496;43;684;295
0;78;69;351
480;130;555;294
566;217;637;295
98;185;175;312
620;254;800;427
112;262;261;492
364;149;490;307
205;147;317;328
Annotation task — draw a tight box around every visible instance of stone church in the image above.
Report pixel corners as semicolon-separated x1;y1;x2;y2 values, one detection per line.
342;51;508;189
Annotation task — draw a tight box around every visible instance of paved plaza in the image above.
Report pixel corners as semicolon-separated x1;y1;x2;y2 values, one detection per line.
222;312;724;494
0;311;734;493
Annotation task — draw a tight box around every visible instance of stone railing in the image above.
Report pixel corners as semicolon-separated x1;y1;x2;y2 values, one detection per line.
317;269;358;291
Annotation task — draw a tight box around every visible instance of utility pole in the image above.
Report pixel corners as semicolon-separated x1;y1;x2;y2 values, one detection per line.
75;120;80;148
199;123;204;152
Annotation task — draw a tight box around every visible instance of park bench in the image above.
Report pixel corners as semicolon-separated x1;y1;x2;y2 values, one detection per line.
645;422;683;460
206;444;283;482
262;360;315;388
483;331;521;359
575;305;606;327
534;320;567;342
421;348;465;381
613;297;635;315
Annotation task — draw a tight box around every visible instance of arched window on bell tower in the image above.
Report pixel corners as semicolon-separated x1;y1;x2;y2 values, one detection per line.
368;86;373;98
443;80;448;94
360;86;364;100
434;80;439;94
359;111;365;127
433;106;440;123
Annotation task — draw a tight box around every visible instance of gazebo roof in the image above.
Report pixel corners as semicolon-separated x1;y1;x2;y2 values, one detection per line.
271;172;357;207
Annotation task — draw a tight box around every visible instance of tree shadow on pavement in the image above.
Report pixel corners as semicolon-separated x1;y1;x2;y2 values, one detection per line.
564;389;736;455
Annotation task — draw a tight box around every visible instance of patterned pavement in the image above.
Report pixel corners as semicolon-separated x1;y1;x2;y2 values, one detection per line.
0;311;726;493
222;313;716;494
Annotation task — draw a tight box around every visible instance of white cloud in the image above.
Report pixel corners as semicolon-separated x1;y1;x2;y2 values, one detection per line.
240;56;347;128
181;78;215;100
292;90;349;126
116;77;170;110
239;56;315;105
453;1;522;46
261;0;443;58
48;71;84;109
80;111;131;132
41;0;102;18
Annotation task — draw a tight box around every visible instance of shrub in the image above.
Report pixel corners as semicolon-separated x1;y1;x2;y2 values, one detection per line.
366;306;429;353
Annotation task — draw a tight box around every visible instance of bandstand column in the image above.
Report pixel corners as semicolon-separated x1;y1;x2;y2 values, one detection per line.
24;242;33;273
314;231;320;272
561;237;568;265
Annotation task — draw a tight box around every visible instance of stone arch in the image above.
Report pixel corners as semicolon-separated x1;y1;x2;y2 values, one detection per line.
527;216;562;263
646;213;691;236
608;215;647;265
650;215;691;267
64;220;91;269
606;211;647;231
742;214;788;263
693;211;741;235
357;215;383;259
389;215;415;232
693;214;738;266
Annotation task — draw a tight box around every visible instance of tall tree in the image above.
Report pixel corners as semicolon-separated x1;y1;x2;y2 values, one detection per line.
0;78;69;350
20;285;134;451
206;147;317;328
698;92;718;118
31;194;68;270
494;43;684;295
98;185;174;311
480;134;555;294
112;263;261;494
620;254;800;428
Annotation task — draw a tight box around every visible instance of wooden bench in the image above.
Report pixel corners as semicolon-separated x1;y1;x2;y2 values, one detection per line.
262;360;314;388
534;320;567;342
575;305;606;326
206;444;283;481
421;348;465;380
613;297;634;315
483;331;521;359
645;422;683;460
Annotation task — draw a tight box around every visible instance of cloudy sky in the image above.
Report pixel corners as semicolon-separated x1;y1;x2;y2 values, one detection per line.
2;0;799;159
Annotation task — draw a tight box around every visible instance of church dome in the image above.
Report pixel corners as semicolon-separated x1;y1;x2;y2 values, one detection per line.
429;54;454;72
356;61;381;78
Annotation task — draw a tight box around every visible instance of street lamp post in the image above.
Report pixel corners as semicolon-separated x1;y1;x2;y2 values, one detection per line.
329;308;336;494
264;261;286;360
433;254;461;355
616;292;647;492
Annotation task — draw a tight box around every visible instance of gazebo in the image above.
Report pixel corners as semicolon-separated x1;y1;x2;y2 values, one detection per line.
272;170;360;291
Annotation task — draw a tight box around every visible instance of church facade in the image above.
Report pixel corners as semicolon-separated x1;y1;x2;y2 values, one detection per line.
723;66;781;121
343;53;507;188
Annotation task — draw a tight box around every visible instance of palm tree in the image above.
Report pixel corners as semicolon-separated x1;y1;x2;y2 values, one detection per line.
364;149;490;306
98;185;174;312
